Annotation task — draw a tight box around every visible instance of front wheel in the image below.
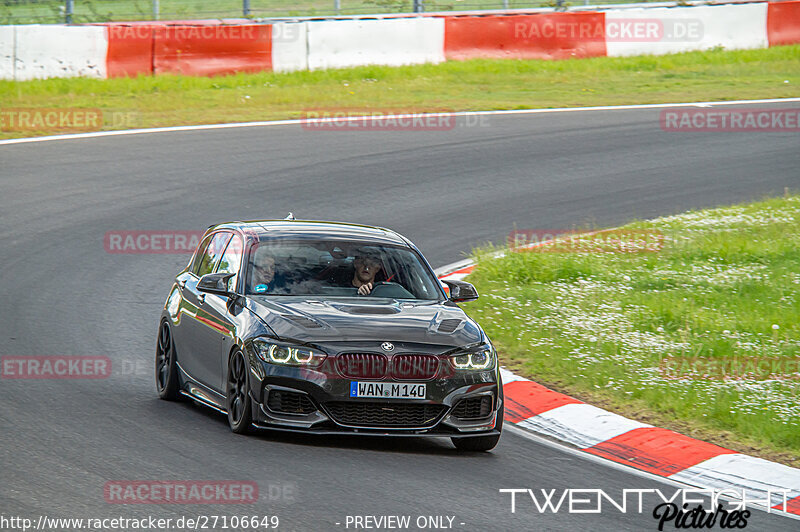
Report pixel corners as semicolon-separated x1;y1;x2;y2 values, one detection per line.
451;404;503;452
226;349;252;434
155;321;180;400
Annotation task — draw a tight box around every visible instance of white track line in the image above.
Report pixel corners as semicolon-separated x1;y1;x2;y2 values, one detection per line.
2;97;799;146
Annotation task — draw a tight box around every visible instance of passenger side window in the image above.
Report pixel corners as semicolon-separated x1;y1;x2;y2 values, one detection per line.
194;232;232;277
216;235;244;292
190;235;213;276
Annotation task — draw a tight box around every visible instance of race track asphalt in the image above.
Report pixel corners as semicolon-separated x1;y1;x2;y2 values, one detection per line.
1;102;798;531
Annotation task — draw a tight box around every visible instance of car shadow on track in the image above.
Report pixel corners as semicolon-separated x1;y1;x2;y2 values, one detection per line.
166;398;500;459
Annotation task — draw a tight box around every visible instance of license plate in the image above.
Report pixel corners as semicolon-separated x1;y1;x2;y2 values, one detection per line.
350;382;426;399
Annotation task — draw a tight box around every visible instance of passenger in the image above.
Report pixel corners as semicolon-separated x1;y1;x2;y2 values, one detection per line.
249;247;277;294
351;250;383;295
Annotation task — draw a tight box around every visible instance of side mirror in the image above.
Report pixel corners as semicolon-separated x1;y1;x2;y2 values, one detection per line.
197;272;236;297
443;279;479;303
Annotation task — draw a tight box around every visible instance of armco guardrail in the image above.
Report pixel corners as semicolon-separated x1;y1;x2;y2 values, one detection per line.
0;1;799;80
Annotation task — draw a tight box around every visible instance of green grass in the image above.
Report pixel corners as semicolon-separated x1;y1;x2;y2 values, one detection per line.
1;44;798;139
462;195;800;464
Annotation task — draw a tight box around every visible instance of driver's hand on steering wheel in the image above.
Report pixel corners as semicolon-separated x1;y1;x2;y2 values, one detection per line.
357;282;373;296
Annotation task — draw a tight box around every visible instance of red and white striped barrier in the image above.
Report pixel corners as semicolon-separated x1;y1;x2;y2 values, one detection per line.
769;0;800;46
444;12;607;61
0;1;798;80
437;263;800;516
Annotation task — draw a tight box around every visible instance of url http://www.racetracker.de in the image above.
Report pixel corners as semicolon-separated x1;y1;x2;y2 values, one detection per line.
0;514;280;531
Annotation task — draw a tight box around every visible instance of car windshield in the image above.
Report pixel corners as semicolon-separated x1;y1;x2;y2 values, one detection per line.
245;239;442;300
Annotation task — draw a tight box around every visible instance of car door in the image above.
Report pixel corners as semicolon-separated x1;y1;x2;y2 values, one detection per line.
171;232;211;370
179;231;232;389
201;233;245;393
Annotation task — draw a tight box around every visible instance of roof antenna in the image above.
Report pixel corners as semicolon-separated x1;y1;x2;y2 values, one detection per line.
284;212;295;221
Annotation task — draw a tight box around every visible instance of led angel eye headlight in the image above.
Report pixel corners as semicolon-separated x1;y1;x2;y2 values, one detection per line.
469;350;493;369
269;345;293;364
450;347;495;371
253;340;326;367
292;348;315;364
452;354;472;369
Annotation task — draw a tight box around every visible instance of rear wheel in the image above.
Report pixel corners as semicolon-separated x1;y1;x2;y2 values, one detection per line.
451;404;503;452
226;349;252;434
155;321;180;400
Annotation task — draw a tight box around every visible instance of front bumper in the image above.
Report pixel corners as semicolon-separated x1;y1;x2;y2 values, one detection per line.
245;349;502;437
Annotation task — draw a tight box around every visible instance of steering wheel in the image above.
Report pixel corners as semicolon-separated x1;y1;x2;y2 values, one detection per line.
366;282;414;298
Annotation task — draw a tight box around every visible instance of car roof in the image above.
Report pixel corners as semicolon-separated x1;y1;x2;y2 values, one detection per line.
209;220;410;247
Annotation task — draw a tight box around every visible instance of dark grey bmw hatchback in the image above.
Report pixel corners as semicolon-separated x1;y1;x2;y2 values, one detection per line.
156;219;502;451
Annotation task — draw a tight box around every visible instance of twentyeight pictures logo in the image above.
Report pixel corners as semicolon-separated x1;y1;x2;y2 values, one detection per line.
499;488;795;529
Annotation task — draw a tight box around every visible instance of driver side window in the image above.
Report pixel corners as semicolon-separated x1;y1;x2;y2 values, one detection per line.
215;235;243;292
194;232;232;278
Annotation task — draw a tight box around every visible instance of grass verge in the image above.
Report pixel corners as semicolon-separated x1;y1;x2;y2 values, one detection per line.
462;195;800;465
0;44;798;139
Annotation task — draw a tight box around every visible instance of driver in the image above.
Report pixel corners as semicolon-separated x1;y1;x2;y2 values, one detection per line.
351;249;383;296
249;247;276;294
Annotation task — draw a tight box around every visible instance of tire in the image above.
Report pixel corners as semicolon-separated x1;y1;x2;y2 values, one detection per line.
155;320;180;400
226;349;252;434
451;404;503;452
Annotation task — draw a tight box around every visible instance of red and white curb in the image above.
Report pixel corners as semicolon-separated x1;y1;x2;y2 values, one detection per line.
436;262;800;517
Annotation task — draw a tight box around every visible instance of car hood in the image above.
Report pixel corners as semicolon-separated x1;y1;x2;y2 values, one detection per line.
245;296;482;348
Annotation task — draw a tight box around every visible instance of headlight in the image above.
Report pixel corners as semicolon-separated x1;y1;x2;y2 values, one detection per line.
450;346;495;371
253;340;326;367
